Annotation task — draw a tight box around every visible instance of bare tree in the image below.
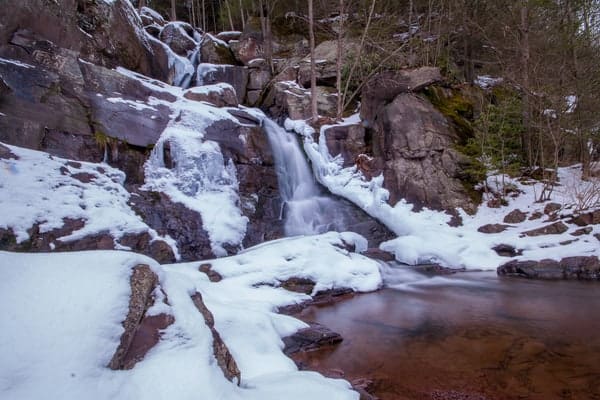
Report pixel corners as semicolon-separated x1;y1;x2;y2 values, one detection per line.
308;0;318;121
171;0;177;21
335;0;345;120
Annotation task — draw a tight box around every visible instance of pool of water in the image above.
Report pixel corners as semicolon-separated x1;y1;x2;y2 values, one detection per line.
291;266;600;400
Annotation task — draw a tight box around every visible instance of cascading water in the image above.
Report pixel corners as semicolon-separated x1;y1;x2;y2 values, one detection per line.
263;118;346;236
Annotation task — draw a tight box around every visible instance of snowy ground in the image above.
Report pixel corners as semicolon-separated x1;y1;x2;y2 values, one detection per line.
0;232;380;400
0;143;178;255
286;116;600;270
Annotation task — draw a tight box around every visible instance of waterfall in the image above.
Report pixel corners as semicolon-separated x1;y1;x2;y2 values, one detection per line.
263;118;346;236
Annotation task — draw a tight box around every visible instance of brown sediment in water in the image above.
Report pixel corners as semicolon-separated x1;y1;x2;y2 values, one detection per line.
289;273;600;400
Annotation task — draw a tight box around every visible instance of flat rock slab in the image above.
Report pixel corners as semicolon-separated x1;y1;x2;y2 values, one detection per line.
283;322;343;355
522;221;568;237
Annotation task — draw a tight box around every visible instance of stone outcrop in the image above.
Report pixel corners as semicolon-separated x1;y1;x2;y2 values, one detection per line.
264;81;338;120
498;256;600;280
159;22;197;56
197;64;248;104
200;34;237;65
191;292;241;382
108;265;174;370
323;123;368;168
297;40;358;87
0;0;166;80
183;84;238;107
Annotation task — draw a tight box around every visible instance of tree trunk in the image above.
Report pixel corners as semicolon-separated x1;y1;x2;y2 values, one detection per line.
138;0;146;11
224;0;235;31
520;0;532;167
309;0;318;121
170;0;177;21
335;0;345;120
239;0;246;30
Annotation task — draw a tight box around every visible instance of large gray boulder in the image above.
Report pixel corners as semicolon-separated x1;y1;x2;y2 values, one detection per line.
297;40;358;87
199;34;237;65
371;93;474;211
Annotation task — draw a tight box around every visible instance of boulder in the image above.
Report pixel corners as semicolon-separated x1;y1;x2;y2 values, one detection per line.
478;224;510;234
140;6;166;26
360;67;442;124
522;221;568;237
543;202;561;215
264;81;337;120
230;37;262;65
503;209;527;224
498;256;600;280
283;322;343;355
568;210;600;226
159;22;198;57
199;33;237;65
371;93;475;211
0;0;164;79
196;64;248;104
183;83;238;107
297;40;358;87
248;67;271;91
492;244;521;257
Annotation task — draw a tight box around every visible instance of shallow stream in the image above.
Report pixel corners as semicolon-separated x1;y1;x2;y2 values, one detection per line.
292;266;600;400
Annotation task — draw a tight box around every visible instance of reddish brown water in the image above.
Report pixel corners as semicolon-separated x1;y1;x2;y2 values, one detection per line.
292;269;600;400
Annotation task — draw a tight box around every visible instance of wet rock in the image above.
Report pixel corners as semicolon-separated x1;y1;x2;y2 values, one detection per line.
498;256;600;280
197;64;248;104
230;37;262;65
503;209;527;224
246;90;262;106
108;264;161;370
478;224;510;234
492;244;522;257
191;292;241;382
283;322;343;355
200;33;237;65
522;221;568;237
544;202;561;215
183;84;238;107
159;22;197;56
199;263;223;282
323;123;367;168
144;23;162;38
363;248;396;262
568;210;600;226
118;313;175;369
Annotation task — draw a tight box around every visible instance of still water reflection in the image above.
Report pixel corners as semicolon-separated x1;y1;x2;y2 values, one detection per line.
292;266;600;400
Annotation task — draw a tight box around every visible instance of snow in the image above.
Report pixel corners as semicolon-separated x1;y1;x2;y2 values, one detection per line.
0;143;178;257
145;33;195;88
474;75;503;89
0;232;379;399
285;116;600;270
0;56;34;69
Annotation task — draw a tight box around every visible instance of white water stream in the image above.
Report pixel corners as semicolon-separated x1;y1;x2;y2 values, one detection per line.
263;119;346;236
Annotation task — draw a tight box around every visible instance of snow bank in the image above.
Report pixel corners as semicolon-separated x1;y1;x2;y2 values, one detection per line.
0;143;177;255
285;117;600;270
0;231;380;399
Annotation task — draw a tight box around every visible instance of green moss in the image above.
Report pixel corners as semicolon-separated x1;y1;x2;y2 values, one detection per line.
423;86;474;144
